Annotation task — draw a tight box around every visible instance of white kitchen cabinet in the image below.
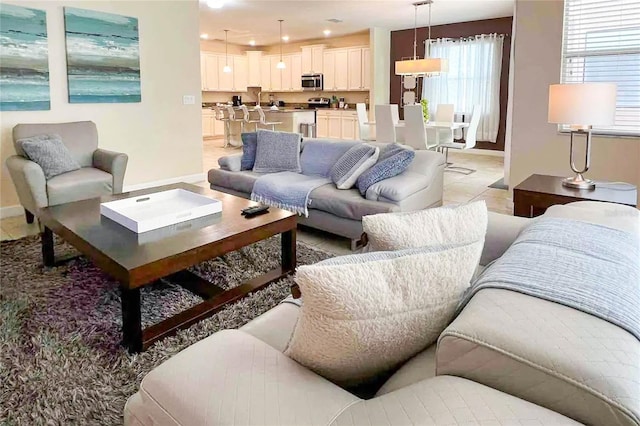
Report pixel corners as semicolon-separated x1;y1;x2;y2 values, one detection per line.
301;47;312;74
290;54;302;91
282;56;292;91
269;56;283;91
312;46;324;73
362;48;371;90
317;110;363;140
260;57;271;90
322;51;335;91
302;45;324;74
328;114;342;139
202;109;214;138
334;49;349;91
214;117;225;135
341;113;358;140
218;55;234;91
233;56;248;92
201;54;218;91
347;48;363;91
316;113;329;138
246;51;262;87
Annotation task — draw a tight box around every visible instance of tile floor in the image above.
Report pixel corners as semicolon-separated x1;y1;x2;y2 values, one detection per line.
1;138;511;256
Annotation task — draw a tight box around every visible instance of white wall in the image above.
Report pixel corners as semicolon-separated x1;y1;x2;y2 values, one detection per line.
370;27;391;109
0;0;203;210
509;0;640;207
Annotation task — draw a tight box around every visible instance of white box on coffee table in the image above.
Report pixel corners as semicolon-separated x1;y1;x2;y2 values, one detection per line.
100;189;222;233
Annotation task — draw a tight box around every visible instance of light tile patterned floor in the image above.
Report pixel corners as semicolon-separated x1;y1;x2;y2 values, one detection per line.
1;138;510;255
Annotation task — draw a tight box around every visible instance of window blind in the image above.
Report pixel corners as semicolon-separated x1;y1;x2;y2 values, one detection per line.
561;0;640;136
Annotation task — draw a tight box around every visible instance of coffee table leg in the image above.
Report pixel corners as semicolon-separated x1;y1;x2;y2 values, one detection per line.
121;287;142;353
282;228;296;273
42;227;55;267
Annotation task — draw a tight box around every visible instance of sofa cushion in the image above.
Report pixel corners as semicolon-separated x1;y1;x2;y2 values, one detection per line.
376;344;437;396
330;144;379;189
253;129;301;173
300;140;357;177
46;167;112;206
285;241;483;387
240;302;300;352
331;376;581;425
17;134;81;179
208;168;263;195
218;154;242;172
136;330;359;426
363;201;488;251
240;132;257;170
545;200;640;234
308;184;398;221
438;288;640;426
356;148;415;195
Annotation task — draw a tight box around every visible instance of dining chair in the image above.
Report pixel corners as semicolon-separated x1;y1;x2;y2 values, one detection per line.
254;106;282;131
431;104;455;146
356;103;374;141
438;105;481;174
403;104;436;150
240;105;261;132
374;105;396;143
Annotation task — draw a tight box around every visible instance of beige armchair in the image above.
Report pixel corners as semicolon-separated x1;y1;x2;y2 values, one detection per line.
6;121;128;223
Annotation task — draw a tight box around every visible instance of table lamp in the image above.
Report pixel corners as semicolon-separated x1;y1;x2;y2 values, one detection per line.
548;83;617;189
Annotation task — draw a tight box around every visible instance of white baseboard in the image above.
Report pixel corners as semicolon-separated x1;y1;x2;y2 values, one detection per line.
123;173;207;192
458;149;505;158
0;205;24;219
1;173;207;220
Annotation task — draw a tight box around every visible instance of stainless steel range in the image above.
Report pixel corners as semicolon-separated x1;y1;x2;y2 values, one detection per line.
307;97;331;109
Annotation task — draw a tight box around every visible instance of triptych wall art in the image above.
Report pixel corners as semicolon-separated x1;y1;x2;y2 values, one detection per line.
0;4;141;111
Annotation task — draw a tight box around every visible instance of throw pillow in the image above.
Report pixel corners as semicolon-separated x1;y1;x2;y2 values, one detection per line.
17;134;81;179
355;148;415;195
240;132;258;170
285;240;483;387
378;142;406;161
329;144;380;189
363;200;488;251
253;129;302;173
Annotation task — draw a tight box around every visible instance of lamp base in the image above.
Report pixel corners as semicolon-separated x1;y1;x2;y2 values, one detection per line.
562;173;595;190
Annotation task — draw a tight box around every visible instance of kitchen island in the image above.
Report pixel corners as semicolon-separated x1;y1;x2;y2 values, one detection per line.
225;107;316;146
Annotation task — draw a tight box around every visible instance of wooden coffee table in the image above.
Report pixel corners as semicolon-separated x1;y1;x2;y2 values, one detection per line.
38;183;297;352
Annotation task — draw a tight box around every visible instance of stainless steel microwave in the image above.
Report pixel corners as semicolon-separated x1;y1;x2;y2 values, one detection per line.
301;73;323;91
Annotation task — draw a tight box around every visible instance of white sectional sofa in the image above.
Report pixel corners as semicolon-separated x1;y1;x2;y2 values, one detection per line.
124;201;640;426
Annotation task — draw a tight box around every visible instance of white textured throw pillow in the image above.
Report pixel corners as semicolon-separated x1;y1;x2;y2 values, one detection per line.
285;241;483;387
363;201;488;251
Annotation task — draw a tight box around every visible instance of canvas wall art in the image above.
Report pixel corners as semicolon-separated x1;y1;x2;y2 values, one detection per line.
0;4;50;111
64;7;141;103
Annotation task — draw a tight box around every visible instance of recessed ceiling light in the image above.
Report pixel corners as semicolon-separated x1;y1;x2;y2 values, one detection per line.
323;29;331;36
282;35;289;42
200;33;209;39
249;39;256;46
207;0;224;9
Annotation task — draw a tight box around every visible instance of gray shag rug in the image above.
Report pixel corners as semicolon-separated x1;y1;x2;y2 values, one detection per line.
0;234;331;425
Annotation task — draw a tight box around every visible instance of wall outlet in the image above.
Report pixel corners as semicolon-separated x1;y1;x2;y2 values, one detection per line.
183;95;196;105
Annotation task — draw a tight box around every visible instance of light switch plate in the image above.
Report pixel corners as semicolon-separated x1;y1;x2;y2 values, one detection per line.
183;95;196;105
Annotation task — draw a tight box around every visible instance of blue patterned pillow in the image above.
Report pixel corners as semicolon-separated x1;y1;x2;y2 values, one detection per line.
330;144;379;189
378;143;405;161
240;132;257;170
356;149;415;195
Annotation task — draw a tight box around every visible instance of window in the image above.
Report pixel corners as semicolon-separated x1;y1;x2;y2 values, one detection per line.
422;34;504;143
561;0;640;135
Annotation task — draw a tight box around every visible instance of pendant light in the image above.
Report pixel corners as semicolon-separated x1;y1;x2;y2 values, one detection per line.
276;19;286;69
395;0;448;76
223;29;232;73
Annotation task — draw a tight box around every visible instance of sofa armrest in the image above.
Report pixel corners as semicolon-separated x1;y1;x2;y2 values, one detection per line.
480;211;531;266
129;330;359;426
218;153;243;172
93;148;128;193
5;155;48;212
365;150;445;204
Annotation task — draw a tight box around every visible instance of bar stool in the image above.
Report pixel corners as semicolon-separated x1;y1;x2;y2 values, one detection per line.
255;106;282;131
213;105;230;146
225;105;245;147
240;105;261;131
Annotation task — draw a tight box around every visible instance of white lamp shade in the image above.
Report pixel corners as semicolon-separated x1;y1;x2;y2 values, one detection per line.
395;58;448;75
548;83;617;126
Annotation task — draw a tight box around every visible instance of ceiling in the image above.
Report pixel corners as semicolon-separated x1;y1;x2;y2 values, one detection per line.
199;0;514;46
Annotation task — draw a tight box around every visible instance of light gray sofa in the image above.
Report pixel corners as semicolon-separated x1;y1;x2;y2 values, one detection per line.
124;201;640;426
208;138;445;249
6;121;128;223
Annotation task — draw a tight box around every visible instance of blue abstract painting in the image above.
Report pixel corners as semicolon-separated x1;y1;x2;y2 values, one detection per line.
0;4;50;111
64;7;141;103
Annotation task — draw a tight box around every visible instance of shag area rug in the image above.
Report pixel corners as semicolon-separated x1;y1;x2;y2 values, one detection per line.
0;234;331;425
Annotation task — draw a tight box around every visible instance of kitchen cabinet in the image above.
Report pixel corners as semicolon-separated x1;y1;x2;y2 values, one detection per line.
328;114;342;139
233;56;248;92
282;56;292;91
246;51;262;87
347;48;363;90
218;56;234;91
341;113;358;140
290;54;302;91
260;57;271;90
316;110;361;140
214;117;225;135
201;53;219;91
323;49;349;91
301;45;324;74
316;113;329;137
269;56;283;91
362;48;371;90
202;109;215;138
322;51;335;91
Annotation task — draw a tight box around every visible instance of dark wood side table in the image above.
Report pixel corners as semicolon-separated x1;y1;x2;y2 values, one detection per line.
513;174;637;218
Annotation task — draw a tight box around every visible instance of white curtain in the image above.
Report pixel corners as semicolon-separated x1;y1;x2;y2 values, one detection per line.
422;34;504;142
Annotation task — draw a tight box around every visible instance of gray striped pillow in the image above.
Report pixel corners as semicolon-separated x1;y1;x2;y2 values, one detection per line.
329;144;379;190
